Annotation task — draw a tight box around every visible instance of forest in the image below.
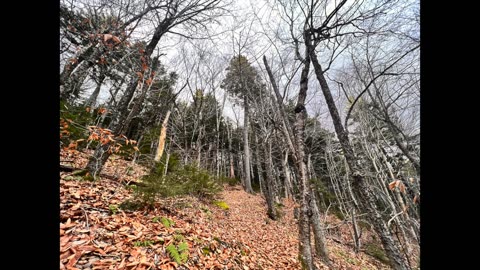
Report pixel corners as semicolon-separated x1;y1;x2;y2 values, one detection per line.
59;0;420;269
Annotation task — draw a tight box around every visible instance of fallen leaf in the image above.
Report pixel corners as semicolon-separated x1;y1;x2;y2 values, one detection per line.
66;249;82;267
388;180;399;191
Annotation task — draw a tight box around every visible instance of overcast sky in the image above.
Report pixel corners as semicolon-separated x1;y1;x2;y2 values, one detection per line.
71;0;419;135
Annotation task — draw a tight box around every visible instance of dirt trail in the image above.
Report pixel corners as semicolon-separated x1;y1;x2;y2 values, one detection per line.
206;187;301;269
200;186;391;270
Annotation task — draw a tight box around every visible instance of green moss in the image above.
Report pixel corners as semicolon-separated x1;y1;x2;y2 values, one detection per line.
213;201;229;210
125;184;137;191
63;175;83;181
67;169;96;181
109;204;118;215
298;254;308;270
346;257;359;265
364;242;390;265
200;206;211;214
202;246;211;255
274;203;285;219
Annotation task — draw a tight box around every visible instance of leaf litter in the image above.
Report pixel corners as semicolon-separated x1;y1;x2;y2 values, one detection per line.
60;149;405;269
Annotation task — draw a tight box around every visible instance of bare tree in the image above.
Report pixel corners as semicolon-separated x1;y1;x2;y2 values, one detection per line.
85;0;226;177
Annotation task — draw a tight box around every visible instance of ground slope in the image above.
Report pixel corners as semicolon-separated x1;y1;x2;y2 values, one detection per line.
60;150;392;269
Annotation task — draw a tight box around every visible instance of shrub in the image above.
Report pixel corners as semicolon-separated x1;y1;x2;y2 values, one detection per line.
60;100;96;148
217;176;240;186
133;163;222;208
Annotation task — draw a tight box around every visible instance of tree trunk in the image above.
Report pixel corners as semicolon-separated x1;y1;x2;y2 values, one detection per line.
154;110;171;162
243;93;253;193
62;47;105;102
238;152;245;187
124;57;160;135
387;121;420;174
310;189;330;264
282;150;292;199
60;44;97;101
309;48;409;270
294;53;316;270
263;50;317;269
351;207;361;253
226;122;236;178
272;160;281;204
85;20;171;176
60;45;95;86
196;127;204;167
368;86;420;174
262;55;296;155
84;72;106;108
263;140;277;220
254;132;265;195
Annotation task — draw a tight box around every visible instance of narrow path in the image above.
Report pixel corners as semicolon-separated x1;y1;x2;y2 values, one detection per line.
207;187;300;269
199;186;391;270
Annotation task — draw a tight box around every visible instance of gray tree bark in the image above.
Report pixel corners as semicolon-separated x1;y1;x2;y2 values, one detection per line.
310;190;330;265
243;93;253;193
263;140;277;220
85;19;172;176
309;48;409;270
294;52;317;270
84;72;106;108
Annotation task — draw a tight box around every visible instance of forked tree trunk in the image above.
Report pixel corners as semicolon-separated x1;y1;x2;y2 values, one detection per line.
309;48;409;270
84;73;106;108
263;51;323;269
294;53;316;270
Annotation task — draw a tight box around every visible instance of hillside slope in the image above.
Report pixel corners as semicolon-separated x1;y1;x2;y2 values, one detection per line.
60;150;392;269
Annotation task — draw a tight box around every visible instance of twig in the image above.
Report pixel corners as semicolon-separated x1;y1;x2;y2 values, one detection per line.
81;207;90;230
344;44;420;130
324;202;332;225
93;252;122;258
387;210;405;227
81;206;110;213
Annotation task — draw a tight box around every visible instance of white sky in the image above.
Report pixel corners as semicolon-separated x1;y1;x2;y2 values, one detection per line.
70;0;419;135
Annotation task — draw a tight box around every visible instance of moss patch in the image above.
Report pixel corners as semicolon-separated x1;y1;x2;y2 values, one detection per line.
364;242;390;265
213;201;229;210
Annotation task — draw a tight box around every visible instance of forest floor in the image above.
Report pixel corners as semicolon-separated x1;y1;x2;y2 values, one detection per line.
60;149;395;270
